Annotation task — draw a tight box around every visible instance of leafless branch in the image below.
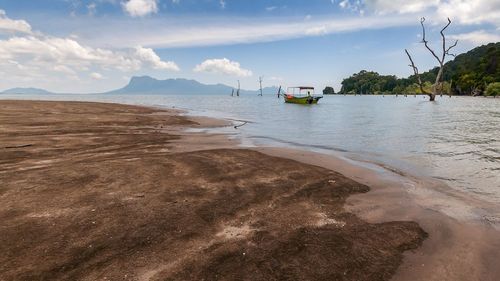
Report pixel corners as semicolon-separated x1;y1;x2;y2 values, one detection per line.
234;121;248;129
441;18;458;60
405;49;428;95
445;39;458;57
440;18;451;60
420;17;441;65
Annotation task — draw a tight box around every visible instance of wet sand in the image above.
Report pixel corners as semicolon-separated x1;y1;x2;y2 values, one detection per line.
0;100;496;280
257;148;500;281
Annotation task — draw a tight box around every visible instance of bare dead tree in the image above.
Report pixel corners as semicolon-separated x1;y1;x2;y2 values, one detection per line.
405;17;458;101
405;49;428;96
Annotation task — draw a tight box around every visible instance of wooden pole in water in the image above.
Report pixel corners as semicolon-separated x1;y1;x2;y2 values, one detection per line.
237;80;240;97
259;76;263;96
449;78;453;97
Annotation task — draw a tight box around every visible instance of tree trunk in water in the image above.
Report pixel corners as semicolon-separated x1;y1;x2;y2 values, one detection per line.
431;66;443;102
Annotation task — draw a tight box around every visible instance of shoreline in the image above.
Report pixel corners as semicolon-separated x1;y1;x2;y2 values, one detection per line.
254;147;500;280
256;145;500;225
1;93;498;206
174;104;500;226
1;100;499;280
168;102;500;280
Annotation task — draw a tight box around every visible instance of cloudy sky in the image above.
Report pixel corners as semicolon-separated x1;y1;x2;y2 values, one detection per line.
0;0;499;93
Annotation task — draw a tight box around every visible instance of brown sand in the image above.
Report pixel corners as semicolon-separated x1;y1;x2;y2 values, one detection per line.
0;100;428;281
256;148;500;281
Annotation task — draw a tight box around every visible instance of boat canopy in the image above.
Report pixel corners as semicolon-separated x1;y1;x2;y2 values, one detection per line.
287;86;321;96
288;86;314;90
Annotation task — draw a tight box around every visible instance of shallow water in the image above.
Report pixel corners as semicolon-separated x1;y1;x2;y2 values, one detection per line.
2;94;499;204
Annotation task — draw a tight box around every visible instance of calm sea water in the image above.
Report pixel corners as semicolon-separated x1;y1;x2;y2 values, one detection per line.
2;94;499;204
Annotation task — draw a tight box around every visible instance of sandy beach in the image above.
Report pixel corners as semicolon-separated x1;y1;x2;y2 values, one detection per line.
0;100;498;280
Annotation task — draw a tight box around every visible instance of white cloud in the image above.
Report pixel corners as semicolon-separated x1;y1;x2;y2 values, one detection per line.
305;25;328;36
0;9;180;92
449;30;500;46
90;72;104;79
219;0;226;9
0;10;178;76
194;58;252;77
364;0;439;14
0;36;136;71
87;3;97;16
339;0;438;14
266;6;277;12
347;0;500;27
86;15;415;48
338;0;364;14
43;1;497;50
53;65;77;75
122;0;158;17
0;35;179;73
436;0;500;27
339;0;349;9
134;46;179;71
0;9;32;34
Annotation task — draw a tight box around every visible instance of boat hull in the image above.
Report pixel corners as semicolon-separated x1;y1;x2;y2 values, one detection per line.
284;96;322;104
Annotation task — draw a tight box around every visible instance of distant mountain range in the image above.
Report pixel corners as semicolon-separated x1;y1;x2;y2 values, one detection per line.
1;87;53;94
1;76;280;95
105;76;280;95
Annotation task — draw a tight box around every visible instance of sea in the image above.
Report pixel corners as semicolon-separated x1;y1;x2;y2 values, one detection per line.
2;93;499;206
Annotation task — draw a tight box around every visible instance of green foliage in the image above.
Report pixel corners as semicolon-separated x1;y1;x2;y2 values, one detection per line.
439;81;452;95
338;42;499;96
323;86;335;95
447;43;499;95
485;82;500;96
404;82;433;94
340;70;398;95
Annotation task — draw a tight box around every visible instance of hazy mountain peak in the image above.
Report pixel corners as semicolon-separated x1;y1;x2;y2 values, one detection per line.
1;87;52;94
107;76;279;95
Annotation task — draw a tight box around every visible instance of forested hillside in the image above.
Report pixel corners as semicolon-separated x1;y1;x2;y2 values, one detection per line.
336;42;499;96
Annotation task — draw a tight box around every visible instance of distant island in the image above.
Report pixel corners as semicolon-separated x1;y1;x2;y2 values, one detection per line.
1;77;280;96
105;76;280;95
328;42;499;97
1;87;53;95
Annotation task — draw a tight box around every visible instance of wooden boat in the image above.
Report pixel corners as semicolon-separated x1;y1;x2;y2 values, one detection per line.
283;86;322;104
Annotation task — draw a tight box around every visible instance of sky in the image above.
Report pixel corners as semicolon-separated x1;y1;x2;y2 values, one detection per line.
0;0;499;93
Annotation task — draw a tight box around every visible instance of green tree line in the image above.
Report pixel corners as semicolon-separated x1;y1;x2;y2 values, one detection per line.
328;42;499;96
